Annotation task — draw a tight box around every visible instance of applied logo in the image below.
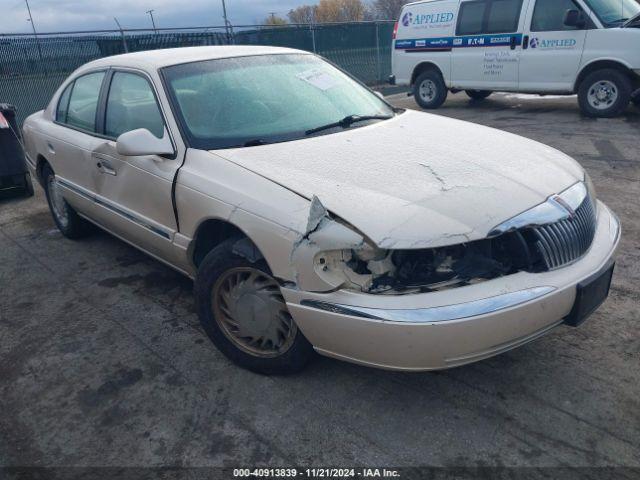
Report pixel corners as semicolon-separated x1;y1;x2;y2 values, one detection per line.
530;37;576;49
402;11;454;26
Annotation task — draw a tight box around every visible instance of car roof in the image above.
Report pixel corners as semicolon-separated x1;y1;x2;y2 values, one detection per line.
80;45;308;71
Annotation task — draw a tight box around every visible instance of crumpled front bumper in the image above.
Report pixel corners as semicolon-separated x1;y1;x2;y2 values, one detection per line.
281;201;621;371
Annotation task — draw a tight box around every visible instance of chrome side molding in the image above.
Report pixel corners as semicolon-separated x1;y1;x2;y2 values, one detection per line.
301;286;556;323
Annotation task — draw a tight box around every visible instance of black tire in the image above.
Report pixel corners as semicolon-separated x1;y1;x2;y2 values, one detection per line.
23;173;34;197
42;164;91;239
465;90;492;101
195;237;315;375
578;69;632;118
632;96;640;108
414;70;448;109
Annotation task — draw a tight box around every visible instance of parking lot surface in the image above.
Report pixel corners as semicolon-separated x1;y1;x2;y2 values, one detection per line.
1;93;639;470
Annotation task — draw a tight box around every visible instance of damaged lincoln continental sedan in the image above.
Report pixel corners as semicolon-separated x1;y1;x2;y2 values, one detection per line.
22;46;620;374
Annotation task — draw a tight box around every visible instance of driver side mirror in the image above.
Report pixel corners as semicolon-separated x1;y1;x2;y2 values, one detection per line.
564;9;587;28
116;128;174;157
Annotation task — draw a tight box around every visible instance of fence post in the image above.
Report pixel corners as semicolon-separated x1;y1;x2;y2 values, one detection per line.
310;22;317;53
375;22;381;84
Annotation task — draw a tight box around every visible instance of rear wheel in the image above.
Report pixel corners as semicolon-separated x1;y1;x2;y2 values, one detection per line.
42;164;91;239
414;70;448;110
195;237;315;375
578;69;632;118
465;90;492;101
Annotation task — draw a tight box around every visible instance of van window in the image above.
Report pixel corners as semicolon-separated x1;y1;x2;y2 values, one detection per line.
532;0;586;31
105;72;165;139
486;0;524;33
457;0;524;36
66;72;105;132
457;1;487;35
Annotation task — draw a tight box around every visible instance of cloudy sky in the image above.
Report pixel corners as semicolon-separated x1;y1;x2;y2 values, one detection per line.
2;0;310;34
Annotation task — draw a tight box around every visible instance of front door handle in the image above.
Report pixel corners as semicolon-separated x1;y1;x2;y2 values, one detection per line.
93;154;117;176
510;35;518;50
523;35;530;50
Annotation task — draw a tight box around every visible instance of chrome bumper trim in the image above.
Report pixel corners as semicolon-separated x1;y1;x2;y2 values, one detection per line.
300;286;556;324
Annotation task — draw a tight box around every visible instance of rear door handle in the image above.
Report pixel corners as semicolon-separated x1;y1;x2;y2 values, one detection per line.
523;35;530;50
510;35;518;50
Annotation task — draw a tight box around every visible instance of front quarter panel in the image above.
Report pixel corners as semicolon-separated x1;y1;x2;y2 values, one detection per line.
177;148;351;286
581;29;640;72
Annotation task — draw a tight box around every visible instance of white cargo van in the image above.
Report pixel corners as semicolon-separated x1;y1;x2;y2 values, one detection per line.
391;0;640;117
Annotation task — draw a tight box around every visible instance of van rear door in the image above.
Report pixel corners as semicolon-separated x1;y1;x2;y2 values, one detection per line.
451;0;528;90
519;0;590;92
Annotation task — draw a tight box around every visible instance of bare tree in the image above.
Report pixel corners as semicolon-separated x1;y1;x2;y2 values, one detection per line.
370;0;405;20
288;5;318;24
263;14;288;25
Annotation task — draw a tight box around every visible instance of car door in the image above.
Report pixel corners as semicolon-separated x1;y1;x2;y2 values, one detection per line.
88;69;183;264
519;0;590;92
46;71;107;217
451;0;528;90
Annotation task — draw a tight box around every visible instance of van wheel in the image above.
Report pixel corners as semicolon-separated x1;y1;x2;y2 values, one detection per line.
414;70;448;109
466;90;492;101
578;69;632;118
42;164;91;239
195;237;315;375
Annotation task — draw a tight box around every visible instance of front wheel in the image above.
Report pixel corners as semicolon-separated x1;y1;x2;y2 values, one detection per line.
195;238;315;375
578;69;632;118
414;70;448;110
465;90;492;101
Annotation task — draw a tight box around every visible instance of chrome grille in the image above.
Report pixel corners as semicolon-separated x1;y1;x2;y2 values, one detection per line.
530;196;597;270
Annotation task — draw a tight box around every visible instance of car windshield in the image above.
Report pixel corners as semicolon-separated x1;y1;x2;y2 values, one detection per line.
584;0;640;26
161;53;395;150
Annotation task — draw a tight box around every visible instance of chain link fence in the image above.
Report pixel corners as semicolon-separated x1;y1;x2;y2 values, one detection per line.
0;22;395;125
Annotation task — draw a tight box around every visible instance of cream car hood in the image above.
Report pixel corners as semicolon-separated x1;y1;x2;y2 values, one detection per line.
211;110;584;249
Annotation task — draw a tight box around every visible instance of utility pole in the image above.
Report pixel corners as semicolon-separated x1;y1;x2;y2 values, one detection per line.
221;0;233;44
24;0;44;67
146;9;157;33
114;17;129;53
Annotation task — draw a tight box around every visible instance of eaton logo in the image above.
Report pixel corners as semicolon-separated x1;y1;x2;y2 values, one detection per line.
404;11;454;26
530;37;577;49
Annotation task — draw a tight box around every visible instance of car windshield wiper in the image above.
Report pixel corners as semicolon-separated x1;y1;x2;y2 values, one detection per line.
243;139;270;147
305;114;393;136
623;12;640;26
609;17;629;26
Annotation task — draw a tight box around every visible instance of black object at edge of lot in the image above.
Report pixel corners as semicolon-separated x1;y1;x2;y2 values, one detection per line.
0;103;34;199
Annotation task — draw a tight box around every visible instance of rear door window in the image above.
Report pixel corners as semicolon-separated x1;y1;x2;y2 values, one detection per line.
486;0;524;33
456;0;524;35
457;1;488;35
66;71;105;132
56;83;73;123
